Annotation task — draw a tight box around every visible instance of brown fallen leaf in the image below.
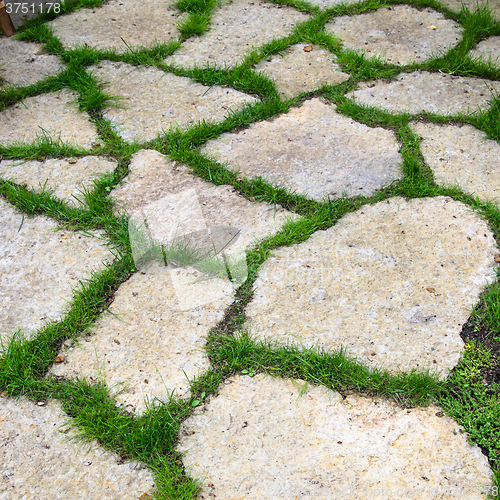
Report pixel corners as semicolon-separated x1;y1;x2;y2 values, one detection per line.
427;25;437;30
494;256;500;263
54;356;65;363
304;45;313;52
426;287;436;294
139;494;153;500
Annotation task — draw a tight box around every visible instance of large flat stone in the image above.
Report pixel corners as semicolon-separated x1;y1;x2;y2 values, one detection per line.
352;71;500;115
411;122;500;202
178;374;493;499
91;61;257;142
326;5;462;65
0;199;113;341
245;197;498;376
439;0;500;19
470;36;500;68
201;98;402;201
50;0;183;53
0;397;154;498
165;0;308;69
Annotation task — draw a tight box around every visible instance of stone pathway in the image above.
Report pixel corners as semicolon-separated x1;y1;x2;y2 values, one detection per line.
1;0;500;498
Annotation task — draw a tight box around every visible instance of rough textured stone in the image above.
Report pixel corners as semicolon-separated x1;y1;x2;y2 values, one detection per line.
91;61;257;142
470;36;500;67
0;199;113;341
50;0;183;53
254;43;350;99
0;90;98;147
411;122;500;202
353;71;500;115
0;39;63;87
439;0;500;19
245;197;498;376
165;0;308;68
326;6;462;65
0;398;154;498
202;98;402;201
0;156;117;205
179;374;493;499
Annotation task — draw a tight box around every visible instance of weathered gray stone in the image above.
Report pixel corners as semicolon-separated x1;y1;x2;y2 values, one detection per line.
326;6;463;65
91;61;257;142
178;374;493;499
202;98;402;201
255;43;350;99
439;0;500;19
50;0;183;53
0;90;98;147
411;122;500;202
0;39;63;87
470;36;500;67
165;0;308;69
0;156;117;205
0;199;113;341
0;397;154;498
352;71;500;115
245;197;498;376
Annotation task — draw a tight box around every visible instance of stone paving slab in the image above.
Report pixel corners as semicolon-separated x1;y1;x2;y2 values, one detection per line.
255;43;350;99
165;0;308;69
178;374;493;499
352;71;500;115
0;199;113;341
411;121;500;202
245;197;498;376
91;61;258;142
326;5;463;65
0;89;98;147
439;0;500;19
0;397;154;499
202;98;402;201
470;36;500;68
0;156;117;205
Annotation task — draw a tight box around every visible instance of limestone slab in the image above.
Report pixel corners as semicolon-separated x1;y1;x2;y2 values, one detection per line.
0;398;154;499
50;0;183;53
353;71;500;115
327;6;462;65
0;90;98;147
165;0;308;69
439;0;500;19
0;156;117;205
245;197;498;376
0;199;113;341
202;98;402;201
0;39;63;87
470;36;500;68
178;374;493;499
411;122;500;202
255;43;350;99
91;61;257;142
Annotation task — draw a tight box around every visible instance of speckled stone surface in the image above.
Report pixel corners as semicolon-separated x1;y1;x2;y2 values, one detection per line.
0;39;63;87
0;398;154;498
353;71;500;115
91;61;257;142
411;122;500;202
245;197;498;376
470;36;500;67
165;0;308;68
0;90;98;147
202;98;402;201
326;5;463;65
50;0;184;53
0;156;117;205
255;43;350;99
178;374;493;499
439;0;500;19
0;199;113;341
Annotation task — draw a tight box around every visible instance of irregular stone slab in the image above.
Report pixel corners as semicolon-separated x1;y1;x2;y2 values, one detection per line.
91;61;257;142
470;36;500;68
0;398;154;498
50;0;183;53
439;0;500;19
411;122;500;202
0;156;117;205
254;43;350;99
0;39;63;87
353;71;500;115
245;197;498;375
0;199;113;341
0;90;98;147
165;0;308;69
326;6;463;65
179;374;493;499
202;98;402;201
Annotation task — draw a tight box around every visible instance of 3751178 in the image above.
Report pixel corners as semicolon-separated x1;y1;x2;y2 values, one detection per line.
5;2;60;14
